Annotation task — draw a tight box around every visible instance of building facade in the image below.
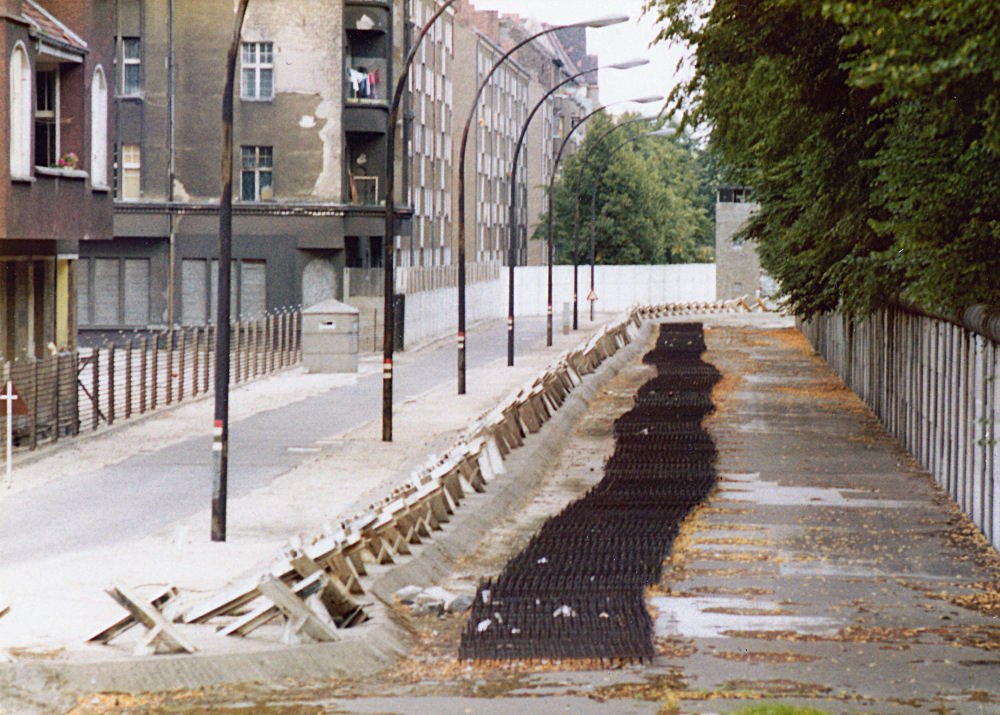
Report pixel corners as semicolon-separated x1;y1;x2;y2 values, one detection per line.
67;0;604;337
1;0;114;361
404;0;454;267
78;0;410;336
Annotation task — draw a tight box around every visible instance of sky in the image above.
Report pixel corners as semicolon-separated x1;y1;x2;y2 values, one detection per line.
469;0;690;118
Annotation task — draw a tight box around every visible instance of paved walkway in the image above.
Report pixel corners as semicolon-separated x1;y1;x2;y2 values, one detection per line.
4;313;1000;715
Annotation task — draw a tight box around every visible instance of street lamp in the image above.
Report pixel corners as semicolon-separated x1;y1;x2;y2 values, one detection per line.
544;95;662;344
381;0;460;442
588;127;672;320
570;114;658;329
506;60;649;363
456;14;630;391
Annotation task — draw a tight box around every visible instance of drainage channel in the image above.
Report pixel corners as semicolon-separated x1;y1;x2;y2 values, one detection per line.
458;323;721;662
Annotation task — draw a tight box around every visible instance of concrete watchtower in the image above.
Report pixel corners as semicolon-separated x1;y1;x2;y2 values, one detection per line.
714;186;761;300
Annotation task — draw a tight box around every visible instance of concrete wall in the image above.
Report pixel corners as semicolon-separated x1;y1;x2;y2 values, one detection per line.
388;263;715;350
509;264;716;317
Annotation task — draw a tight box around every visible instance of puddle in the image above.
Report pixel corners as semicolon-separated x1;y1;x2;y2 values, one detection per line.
650;595;840;639
717;472;920;509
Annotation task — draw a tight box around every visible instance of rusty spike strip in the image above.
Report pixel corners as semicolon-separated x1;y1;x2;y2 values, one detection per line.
458;323;721;663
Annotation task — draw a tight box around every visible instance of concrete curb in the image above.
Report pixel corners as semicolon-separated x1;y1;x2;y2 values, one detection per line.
0;320;653;708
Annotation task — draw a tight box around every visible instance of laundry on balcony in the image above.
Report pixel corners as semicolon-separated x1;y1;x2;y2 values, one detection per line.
348;67;380;99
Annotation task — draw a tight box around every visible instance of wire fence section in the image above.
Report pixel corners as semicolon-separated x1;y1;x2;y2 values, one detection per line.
1;309;301;455
799;306;999;553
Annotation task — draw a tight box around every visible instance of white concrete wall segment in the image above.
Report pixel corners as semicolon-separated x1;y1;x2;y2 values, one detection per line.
400;280;506;347
800;307;1000;554
394;264;715;348
504;264;716;318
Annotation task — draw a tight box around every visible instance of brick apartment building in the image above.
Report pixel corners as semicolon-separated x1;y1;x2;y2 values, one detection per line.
1;0;114;361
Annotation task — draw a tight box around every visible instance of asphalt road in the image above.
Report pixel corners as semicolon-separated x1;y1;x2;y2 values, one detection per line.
0;316;554;564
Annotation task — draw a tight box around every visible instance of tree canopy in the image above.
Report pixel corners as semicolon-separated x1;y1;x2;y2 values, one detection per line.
647;0;1000;316
537;113;714;266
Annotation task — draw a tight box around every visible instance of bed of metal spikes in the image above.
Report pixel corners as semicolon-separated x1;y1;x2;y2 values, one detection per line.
459;323;721;662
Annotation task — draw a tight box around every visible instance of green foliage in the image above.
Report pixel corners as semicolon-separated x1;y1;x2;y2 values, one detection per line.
536;113;715;265
725;705;836;715
646;0;1000;316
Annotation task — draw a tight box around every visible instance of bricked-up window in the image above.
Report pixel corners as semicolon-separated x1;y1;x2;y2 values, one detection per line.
9;44;31;177
121;38;141;94
241;42;274;100
90;67;109;187
34;70;58;167
241;145;273;200
121;144;141;200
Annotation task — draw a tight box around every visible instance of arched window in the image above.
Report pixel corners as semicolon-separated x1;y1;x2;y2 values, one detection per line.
90;66;108;186
9;43;31;177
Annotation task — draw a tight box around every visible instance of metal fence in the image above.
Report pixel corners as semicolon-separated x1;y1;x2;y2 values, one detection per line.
799;305;999;552
1;310;301;455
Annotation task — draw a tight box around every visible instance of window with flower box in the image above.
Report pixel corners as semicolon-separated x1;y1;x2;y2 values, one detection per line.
34;69;58;168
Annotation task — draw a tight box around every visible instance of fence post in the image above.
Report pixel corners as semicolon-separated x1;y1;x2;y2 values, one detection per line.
140;337;148;414
53;355;61;442
232;320;241;384
252;319;259;377
204;325;213;394
126;340;133;419
166;329;174;405
108;343;115;426
30;358;38;449
279;312;287;368
192;328;200;397
92;348;100;431
178;328;186;402
265;314;273;373
151;333;159;411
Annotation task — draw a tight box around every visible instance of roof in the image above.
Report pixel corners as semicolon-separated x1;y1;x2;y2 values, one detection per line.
20;0;88;54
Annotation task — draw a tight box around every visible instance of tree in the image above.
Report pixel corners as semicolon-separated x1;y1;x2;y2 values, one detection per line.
538;113;714;265
647;0;1000;316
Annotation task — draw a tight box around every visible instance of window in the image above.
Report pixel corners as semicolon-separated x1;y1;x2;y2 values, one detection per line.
9;44;31;177
34;70;58;167
241;42;273;100
121;143;141;199
90;67;108;187
241;145;273;200
121;37;141;94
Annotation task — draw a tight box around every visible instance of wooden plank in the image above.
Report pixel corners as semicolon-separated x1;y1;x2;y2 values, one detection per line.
218;571;327;638
257;573;339;643
89;585;178;644
105;582;197;655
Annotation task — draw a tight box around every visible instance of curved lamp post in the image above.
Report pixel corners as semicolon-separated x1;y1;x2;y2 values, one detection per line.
505;59;648;364
381;0;460;441
570;115;657;328
588;127;672;320
545;95;662;343
456;14;630;391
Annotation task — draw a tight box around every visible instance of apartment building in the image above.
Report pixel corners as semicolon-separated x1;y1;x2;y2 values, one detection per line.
451;18;529;265
66;0;603;336
77;0;411;336
404;0;454;267
1;0;114;361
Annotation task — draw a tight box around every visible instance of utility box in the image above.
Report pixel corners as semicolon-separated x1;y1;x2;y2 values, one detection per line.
301;299;359;373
